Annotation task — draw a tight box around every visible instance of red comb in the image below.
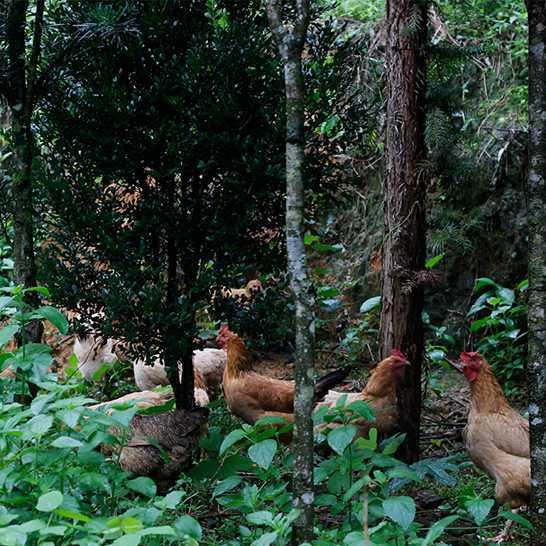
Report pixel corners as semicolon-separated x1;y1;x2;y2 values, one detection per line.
390;349;407;361
460;351;479;361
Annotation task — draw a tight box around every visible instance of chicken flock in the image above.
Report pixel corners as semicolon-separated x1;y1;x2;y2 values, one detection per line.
0;278;534;536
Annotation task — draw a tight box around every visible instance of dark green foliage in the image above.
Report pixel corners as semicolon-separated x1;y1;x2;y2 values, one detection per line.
37;1;286;389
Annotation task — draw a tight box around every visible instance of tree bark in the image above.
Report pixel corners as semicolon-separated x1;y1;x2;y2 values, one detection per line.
164;178;195;411
379;0;428;464
4;0;45;345
526;0;546;541
267;2;314;544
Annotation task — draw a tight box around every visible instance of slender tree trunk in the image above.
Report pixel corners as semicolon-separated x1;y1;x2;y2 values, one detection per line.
526;0;546;541
164;178;195;411
5;0;45;345
267;2;314;543
379;0;428;463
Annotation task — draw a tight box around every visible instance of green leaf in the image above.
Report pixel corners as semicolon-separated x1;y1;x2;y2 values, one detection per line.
160;491;185;509
29;414;53;436
381;434;406;456
474;277;499;292
53;509;90;522
246;511;274;525
0;297;15;312
304;233;320;246
35;306;68;334
127;477;157;498
465;498;494;526
347;400;375;422
219;429;247;456
36;491;63;513
213;476;242;498
0;324;20;347
317;286;340;299
499;510;533;530
342;476;368;502
50;436;83;449
251;532;278;546
422;515;459;545
248;439;277;470
470;318;491;332
175;515;202;540
516;279;529;292
25;286;50;297
382;496;416;530
110;535;141;546
425;253;445;270
39;526;67;537
139;526;176;537
327;425;357;455
360;296;381;314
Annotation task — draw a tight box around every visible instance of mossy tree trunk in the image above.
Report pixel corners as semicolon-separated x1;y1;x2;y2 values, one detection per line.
526;0;546;541
267;2;314;543
379;0;428;464
4;0;45;345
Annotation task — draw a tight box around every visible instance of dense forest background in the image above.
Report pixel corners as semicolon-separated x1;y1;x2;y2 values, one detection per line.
0;0;543;545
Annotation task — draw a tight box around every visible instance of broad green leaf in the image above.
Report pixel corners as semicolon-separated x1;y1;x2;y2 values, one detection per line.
360;296;381;314
383;496;416;530
139;526;176;536
161;491;185;509
348;400;375;421
0;527;27;546
39;526;67;537
35;306;68;334
327;425;357;455
474;277;499;292
110;535;141;546
248;439;277;470
174;515;202;540
53;509;90;522
29;415;53;436
219;429;247;456
465;498;494;525
50;436;83;449
251;532;278;546
36;491;63;513
0;324;20;347
246;511;274;525
342;476;368;502
425;253;445;270
499;510;533;529
0;297;15;311
516;279;529;292
213;476;242;498
423;515;459;545
25;286;50;297
127;477;157;498
317;286;340;298
304;233;320;246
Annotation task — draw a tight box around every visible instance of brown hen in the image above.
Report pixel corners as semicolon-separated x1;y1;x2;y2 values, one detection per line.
460;351;530;508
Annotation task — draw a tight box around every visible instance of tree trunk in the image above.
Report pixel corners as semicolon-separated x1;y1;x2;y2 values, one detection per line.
379;0;428;464
267;2;314;543
164;179;195;411
5;0;44;345
526;0;546;541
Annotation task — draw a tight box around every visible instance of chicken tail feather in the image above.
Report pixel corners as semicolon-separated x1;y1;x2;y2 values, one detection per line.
314;367;351;401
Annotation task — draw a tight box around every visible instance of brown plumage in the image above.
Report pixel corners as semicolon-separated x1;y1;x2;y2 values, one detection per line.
317;350;410;438
460;352;530;508
217;326;350;427
119;408;208;492
212;279;264;306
